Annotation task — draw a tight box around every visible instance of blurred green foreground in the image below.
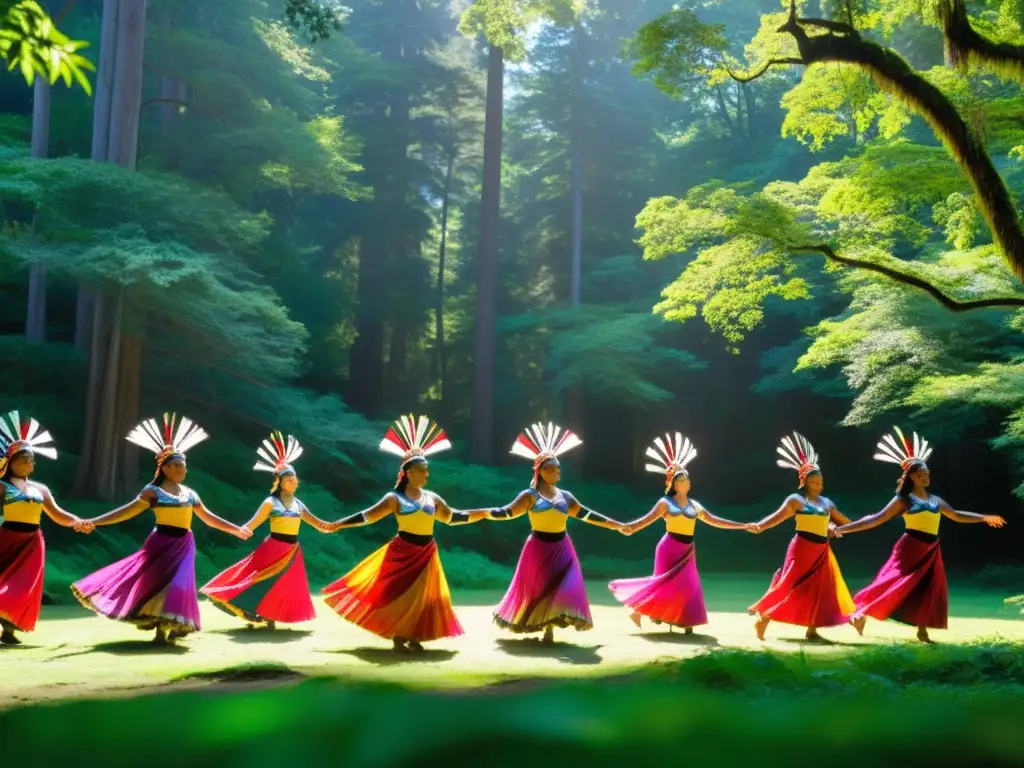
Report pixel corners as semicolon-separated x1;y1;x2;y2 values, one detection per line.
5;642;1024;766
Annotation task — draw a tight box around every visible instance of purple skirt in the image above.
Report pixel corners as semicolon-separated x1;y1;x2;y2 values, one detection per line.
71;528;201;634
494;532;593;633
608;533;708;628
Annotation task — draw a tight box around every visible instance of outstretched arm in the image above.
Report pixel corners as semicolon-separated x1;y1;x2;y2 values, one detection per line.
938;498;1006;527
39;486;91;533
696;503;749;531
330;494;397;531
243;500;273;533
622;500;667;535
195;498;253;540
85;491;153;527
836;497;905;535
565;492;626;531
299;503;336;533
433;495;489;526
485;491;533;521
748;496;799;533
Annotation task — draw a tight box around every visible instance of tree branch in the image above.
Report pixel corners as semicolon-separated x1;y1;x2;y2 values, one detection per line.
726;58;804;83
764;3;1024;283
938;0;1024;79
791;243;1024;311
140;97;189;109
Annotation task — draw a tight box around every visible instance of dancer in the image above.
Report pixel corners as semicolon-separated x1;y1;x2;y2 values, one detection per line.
323;415;487;653
0;412;92;645
838;427;1005;643
747;432;855;641
485;423;628;644
72;414;252;645
201;432;335;630
609;433;749;634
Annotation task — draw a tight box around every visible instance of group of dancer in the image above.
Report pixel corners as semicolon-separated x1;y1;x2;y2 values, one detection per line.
0;410;1006;651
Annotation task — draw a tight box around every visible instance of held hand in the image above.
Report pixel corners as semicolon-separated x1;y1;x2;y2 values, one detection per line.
620;524;633;536
827;522;842;539
985;515;1006;528
235;525;254;540
746;522;762;534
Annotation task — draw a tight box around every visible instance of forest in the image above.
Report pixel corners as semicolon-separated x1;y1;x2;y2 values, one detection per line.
0;0;1023;599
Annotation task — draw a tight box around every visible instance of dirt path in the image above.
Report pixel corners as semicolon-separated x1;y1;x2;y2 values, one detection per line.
3;586;1021;708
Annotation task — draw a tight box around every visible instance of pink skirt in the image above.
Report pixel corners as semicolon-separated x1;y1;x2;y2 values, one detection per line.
608;533;707;628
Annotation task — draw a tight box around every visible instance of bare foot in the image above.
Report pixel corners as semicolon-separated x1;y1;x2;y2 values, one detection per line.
542;626;555;645
805;628;822;641
393;637;411;653
153;627;171;645
754;615;769;641
629;611;642;629
684;627;694;635
266;620;277;631
851;616;866;636
0;629;21;645
407;640;424;653
917;627;933;644
167;629;187;642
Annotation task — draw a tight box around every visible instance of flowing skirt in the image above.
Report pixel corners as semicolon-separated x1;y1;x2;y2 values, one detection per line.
0;525;45;632
322;534;463;642
853;533;948;629
200;535;315;625
71;528;200;634
608;533;707;628
749;534;855;628
494;532;593;633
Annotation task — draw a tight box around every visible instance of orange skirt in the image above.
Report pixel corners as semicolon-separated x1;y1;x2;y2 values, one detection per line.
322;533;463;642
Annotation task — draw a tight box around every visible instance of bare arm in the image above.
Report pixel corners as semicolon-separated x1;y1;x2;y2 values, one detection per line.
565;491;626;531
829;504;851;527
39;486;89;532
433;494;489;526
622;500;668;535
696;503;749;531
330;494;397;531
194;497;252;540
749;496;799;533
836;497;906;535
243;500;273;532
485;491;534;521
937;498;1006;527
86;491;154;527
299;502;336;533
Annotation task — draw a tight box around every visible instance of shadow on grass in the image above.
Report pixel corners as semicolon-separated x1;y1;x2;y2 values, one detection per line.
50;640;191;660
216;628;314;644
173;662;303;684
776;636;863;648
326;647;459;665
637;632;719;647
494;638;603;665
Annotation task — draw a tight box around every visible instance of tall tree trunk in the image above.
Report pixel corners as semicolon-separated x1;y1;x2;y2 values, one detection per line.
469;44;503;465
25;60;51;343
433;144;455;407
743;82;755;138
73;0;147;500
565;23;585;453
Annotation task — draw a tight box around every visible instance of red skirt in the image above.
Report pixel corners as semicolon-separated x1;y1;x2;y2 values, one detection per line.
0;525;45;633
749;534;855;628
853;533;947;629
200;535;315;624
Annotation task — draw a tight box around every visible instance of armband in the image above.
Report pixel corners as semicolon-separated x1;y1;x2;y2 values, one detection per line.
336;511;367;528
449;511;471;524
490;507;514;519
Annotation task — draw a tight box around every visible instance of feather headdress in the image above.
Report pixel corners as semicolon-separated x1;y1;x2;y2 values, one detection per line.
510;422;581;488
126;413;208;482
874;426;932;492
254;431;303;492
644;432;697;493
379;415;451;488
776;432;820;488
0;411;56;475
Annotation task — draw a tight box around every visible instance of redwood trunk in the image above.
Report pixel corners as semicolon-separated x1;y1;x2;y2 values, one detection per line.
469;44;503;465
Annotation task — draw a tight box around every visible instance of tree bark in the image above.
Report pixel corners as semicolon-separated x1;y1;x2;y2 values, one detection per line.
469;44;503;465
25;65;51;343
434;144;455;406
565;22;585;459
73;0;148;499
